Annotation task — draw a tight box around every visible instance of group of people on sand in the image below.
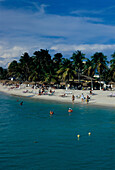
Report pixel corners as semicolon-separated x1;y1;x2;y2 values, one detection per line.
72;93;90;104
38;87;55;95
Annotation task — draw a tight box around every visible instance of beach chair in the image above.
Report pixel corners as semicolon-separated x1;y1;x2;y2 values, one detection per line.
59;94;67;97
65;91;72;94
107;93;113;97
48;91;55;96
23;90;28;93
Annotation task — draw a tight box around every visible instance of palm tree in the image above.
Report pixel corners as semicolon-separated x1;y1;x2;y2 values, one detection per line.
57;58;76;84
83;59;95;90
28;71;39;82
19;52;32;81
34;49;51;71
0;67;3;79
71;50;85;82
101;69;111;83
83;59;94;77
44;60;58;84
110;52;115;81
33;49;52;81
31;54;43;81
91;52;108;89
44;71;58;84
8;60;20;79
53;53;63;72
0;67;8;80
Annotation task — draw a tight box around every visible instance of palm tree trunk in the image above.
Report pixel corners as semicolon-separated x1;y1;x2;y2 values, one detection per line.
91;78;93;90
99;73;101;90
78;68;80;83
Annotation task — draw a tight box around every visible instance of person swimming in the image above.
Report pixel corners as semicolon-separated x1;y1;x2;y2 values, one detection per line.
68;108;73;112
72;95;75;104
50;111;54;115
20;101;23;106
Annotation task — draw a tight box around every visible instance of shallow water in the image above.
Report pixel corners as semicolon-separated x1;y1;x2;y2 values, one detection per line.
0;92;115;170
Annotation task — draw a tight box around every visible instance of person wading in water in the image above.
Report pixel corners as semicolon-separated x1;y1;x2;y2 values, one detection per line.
72;95;75;104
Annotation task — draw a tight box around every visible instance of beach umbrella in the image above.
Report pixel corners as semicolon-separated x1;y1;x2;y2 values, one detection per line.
108;81;115;84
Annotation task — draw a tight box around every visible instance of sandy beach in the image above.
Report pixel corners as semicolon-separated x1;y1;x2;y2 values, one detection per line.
0;83;115;108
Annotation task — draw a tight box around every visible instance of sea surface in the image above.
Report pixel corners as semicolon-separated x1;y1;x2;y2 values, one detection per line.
0;92;115;170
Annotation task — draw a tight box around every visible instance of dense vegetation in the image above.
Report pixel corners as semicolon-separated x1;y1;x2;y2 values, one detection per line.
0;49;115;83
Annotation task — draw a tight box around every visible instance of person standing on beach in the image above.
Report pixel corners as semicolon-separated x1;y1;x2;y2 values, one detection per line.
86;95;89;104
72;95;75;104
90;90;92;94
81;93;84;102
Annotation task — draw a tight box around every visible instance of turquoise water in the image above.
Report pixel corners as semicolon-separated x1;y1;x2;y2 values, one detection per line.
0;92;115;170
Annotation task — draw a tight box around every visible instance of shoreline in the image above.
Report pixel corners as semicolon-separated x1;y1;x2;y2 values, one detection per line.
0;84;115;108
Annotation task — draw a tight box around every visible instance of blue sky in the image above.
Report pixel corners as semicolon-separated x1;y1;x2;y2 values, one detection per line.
1;0;115;67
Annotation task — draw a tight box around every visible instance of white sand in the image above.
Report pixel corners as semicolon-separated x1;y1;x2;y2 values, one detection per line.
0;84;115;108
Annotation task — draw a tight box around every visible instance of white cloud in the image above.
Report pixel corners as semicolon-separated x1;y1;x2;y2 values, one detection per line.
0;6;115;67
50;44;115;58
30;3;48;15
71;5;115;15
0;45;27;67
0;9;115;43
51;44;115;51
0;43;115;68
71;9;103;15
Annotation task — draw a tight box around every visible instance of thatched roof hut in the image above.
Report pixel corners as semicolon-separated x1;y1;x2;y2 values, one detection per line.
29;82;36;85
82;82;89;87
60;82;66;85
0;80;9;84
108;81;115;90
23;81;29;85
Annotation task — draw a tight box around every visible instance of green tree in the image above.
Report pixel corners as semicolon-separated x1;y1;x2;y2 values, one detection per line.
33;49;52;81
83;59;94;77
53;53;63;72
8;60;19;78
34;49;52;72
110;52;115;81
101;69;111;83
71;50;85;82
19;52;32;81
0;67;3;79
28;71;39;82
91;52;108;89
83;59;95;90
0;67;7;79
91;52;108;76
57;58;76;83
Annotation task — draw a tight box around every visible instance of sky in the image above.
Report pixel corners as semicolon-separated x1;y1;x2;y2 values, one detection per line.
1;0;115;67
